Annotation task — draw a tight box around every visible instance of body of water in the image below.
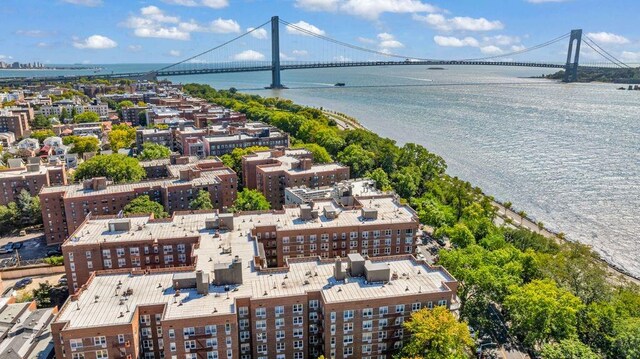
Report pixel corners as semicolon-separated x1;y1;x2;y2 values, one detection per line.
3;65;639;277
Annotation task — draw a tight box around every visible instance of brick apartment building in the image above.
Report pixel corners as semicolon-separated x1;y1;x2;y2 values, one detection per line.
53;210;457;359
39;156;237;245
243;149;350;209
0;107;32;138
0;158;66;206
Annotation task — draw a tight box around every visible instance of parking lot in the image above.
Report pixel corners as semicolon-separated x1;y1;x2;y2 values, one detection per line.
0;232;53;268
1;272;66;298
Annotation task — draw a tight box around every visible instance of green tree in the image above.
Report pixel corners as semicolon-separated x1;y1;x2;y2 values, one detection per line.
124;195;168;218
293;143;332;164
541;338;598;359
232;189;270;212
32;282;53;308
118;100;135;109
336;144;375;178
30;129;55;143
399;306;473;359
190;190;214;210
611;317;640;359
391;165;421;199
73;111;100;123
108;124;136;151
32;114;52;129
68;136;99;156
15;190;42;227
448;222;476;248
60;108;68;120
504;279;584;348
367;168;392;191
139;142;171;161
74;154;145;184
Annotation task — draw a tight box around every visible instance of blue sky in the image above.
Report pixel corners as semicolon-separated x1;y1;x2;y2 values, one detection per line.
1;0;639;65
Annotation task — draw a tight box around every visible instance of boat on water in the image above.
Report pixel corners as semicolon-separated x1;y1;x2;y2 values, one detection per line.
427;67;445;70
334;82;345;87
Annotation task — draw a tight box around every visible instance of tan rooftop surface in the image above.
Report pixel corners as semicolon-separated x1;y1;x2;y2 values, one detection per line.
40;171;223;197
58;210;450;329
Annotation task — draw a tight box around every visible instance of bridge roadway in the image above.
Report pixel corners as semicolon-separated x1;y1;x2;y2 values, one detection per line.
0;60;598;85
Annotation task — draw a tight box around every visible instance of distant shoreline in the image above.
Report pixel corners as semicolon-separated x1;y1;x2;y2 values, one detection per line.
0;66;101;71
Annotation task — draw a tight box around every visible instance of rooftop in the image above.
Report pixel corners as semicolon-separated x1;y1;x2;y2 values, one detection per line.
57;210;451;329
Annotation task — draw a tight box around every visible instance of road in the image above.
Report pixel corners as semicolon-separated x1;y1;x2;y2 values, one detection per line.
0;232;51;268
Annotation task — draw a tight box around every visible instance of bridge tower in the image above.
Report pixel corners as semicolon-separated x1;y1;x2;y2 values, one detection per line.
269;16;284;89
563;29;582;82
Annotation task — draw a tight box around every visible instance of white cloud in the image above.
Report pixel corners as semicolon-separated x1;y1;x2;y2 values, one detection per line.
295;0;339;11
162;0;229;7
357;37;376;45
123;6;240;40
286;21;326;36
586;32;630;45
15;30;48;37
210;18;240;33
61;0;102;6
377;32;404;49
233;50;265;61
621;51;640;62
480;45;503;55
128;45;143;52
280;52;295;60
414;13;503;32
341;0;438;20
334;55;352;62
73;35;117;49
510;44;526;51
167;49;181;57
433;35;479;47
0;55;13;61
483;35;520;46
37;42;50;48
247;27;268;39
292;49;309;56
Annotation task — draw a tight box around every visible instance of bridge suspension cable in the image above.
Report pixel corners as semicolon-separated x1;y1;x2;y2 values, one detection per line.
279;18;438;62
154;19;272;72
582;36;631;68
462;33;571;62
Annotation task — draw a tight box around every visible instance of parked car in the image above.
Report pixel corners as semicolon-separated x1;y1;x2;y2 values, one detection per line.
14;277;33;289
46;249;62;257
58;277;68;285
19;230;26;236
13;242;23;250
4;242;14;251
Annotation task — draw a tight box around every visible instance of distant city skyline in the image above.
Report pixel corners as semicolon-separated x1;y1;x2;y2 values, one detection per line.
2;0;640;64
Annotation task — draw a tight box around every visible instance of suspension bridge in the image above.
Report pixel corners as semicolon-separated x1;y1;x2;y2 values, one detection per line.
1;16;634;87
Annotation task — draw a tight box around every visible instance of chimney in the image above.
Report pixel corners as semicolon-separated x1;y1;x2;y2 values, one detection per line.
196;270;209;295
334;257;345;281
299;158;312;171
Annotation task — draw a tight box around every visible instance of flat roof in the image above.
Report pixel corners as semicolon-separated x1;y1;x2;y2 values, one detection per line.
57;210;450;329
40;170;223;197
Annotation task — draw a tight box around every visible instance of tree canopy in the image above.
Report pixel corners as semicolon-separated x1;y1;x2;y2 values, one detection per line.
73;111;100;123
74;154;145;184
139;142;171;161
190;190;214;210
399;306;473;359
108;124;136;151
124;195;168;218
30;129;55;143
68;136;99;156
232;189;270;212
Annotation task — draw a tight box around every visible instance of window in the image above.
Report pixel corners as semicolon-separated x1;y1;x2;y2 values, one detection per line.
130;247;140;256
207;352;219;359
257;344;267;354
184;327;195;337
239;307;249;316
256;307;266;318
116;248;125;257
70;339;83;350
205;325;217;335
256;320;267;330
344;335;354;344
293;316;303;325
140;315;151;325
168;329;175;339
344;310;354;320
309;300;318;309
275;306;284;316
379;319;388;328
412;302;422;312
239;319;249;330
103;259;112;268
93;336;106;346
240;331;250;341
363;308;373;318
363;320;373;330
293;340;303;350
276;330;285;340
95;350;108;359
102;249;111;258
206;338;218;348
184;340;196;350
141;327;151;337
438;299;447;307
276;342;285;351
117;334;125;344
72;354;85;359
395;317;404;326
293;328;303;338
379;306;388;316
330;311;336;323
293;303;303;314
275;318;284;328
343;322;353;332
395;304;405;314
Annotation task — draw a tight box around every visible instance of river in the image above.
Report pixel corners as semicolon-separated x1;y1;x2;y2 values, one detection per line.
3;65;639;277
